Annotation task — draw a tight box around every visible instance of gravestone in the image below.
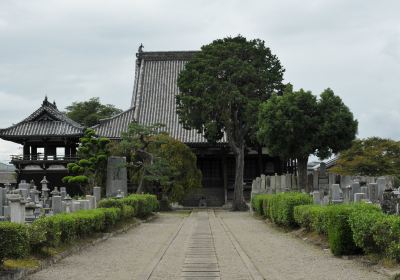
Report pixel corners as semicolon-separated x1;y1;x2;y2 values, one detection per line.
318;163;329;195
340;175;353;189
354;193;366;202
312;191;321;204
0;187;5;216
312;170;319;191
86;195;96;209
261;174;266;191
343;186;352;203
52;196;62;214
376;177;386;200
93;187;101;205
71;201;81;212
360;186;368;199
9;194;25;223
270;175;276;193
280;175;287;192
351;182;361;201
78;200;90;210
275;174;281;193
330;184;343;202
106;156;127;197
60;187;67;199
368;183;379;203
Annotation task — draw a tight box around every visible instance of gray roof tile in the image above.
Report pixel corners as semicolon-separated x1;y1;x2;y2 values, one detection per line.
0;98;84;138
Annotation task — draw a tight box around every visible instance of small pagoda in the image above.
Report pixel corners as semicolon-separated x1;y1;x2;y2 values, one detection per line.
0;97;85;187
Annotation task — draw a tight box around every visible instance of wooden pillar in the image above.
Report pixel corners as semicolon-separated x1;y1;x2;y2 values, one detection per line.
71;145;77;157
23;144;30;159
31;146;37;160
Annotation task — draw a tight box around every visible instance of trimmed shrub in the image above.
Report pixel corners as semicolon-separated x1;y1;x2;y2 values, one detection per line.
348;205;384;254
98;198;124;209
251;194;271;216
0;222;30;263
294;203;380;256
100;207;122;230
31;216;62;248
268;192;312;227
99;194;159;218
325;205;360;256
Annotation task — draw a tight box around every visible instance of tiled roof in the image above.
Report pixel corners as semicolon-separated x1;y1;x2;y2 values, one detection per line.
92;107;135;139
131;51;227;144
0;97;84;139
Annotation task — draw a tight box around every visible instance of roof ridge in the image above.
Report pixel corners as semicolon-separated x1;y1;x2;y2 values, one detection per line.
92;106;136;128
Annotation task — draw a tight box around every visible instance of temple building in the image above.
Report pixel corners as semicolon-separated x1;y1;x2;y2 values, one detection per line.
0;48;295;206
0;97;84;188
93;49;294;206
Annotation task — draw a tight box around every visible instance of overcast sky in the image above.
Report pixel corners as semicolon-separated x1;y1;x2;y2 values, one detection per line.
0;0;399;163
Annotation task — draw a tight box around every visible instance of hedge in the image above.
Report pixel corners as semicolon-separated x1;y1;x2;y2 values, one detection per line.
0;194;158;264
294;203;381;256
349;207;400;261
0;222;30;262
252;192;312;227
251;194;272;217
98;194;159;217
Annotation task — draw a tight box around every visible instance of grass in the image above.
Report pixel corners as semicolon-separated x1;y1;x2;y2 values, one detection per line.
3;258;40;270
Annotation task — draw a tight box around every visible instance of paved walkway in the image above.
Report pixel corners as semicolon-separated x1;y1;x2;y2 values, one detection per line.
27;210;389;280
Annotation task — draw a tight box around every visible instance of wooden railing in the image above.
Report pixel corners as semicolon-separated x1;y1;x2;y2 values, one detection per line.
10;154;79;162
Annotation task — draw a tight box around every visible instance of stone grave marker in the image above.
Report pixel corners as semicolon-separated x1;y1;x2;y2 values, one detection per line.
106;156;127;197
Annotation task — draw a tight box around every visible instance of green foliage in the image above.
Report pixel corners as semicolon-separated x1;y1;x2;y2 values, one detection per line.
98;194;159;218
258;86;357;189
258;86;319;160
348;206;386;254
177;35;285;210
252;193;312;227
149;134;202;202
331;137;400;177
294;203;380;256
110;122;201;202
251;194;272;217
65;97;123;127
0;222;30;263
326;205;360;256
64;128;110;193
268;192;312;227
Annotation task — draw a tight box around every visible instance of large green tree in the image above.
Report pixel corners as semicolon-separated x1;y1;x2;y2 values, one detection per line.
65;97;123;127
330;137;400;177
177;36;285;210
258;86;358;190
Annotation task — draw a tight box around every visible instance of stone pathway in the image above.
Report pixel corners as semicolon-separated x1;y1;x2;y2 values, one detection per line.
27;210;390;280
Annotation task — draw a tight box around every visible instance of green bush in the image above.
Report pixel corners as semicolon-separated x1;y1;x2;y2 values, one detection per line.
268;192;312;227
251;194;271;216
31;216;62;248
99;194;159;218
370;214;400;261
325;205;360;256
121;205;135;219
98;198;125;209
100;207;121;230
294;203;380;256
348;205;384;254
0;222;30;263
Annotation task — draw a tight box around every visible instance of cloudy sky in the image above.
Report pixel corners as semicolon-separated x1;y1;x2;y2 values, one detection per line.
0;0;399;163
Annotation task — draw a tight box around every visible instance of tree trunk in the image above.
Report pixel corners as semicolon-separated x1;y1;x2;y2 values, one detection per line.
232;143;248;211
136;170;145;193
297;155;309;191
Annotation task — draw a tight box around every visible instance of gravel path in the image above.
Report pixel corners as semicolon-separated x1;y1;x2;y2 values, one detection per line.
217;210;388;280
26;213;187;280
27;210;390;280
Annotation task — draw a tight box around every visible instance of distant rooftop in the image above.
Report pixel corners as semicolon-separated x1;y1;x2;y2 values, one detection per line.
0;97;84;143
